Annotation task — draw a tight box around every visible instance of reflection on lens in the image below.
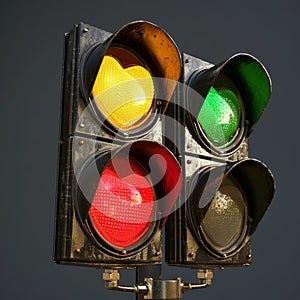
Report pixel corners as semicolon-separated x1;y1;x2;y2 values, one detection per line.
92;50;154;131
198;86;241;148
89;157;155;248
200;181;247;253
234;59;271;125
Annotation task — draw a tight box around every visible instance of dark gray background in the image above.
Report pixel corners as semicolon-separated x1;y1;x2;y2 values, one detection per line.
1;0;299;299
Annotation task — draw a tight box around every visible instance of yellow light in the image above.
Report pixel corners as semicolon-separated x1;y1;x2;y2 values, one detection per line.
92;55;154;130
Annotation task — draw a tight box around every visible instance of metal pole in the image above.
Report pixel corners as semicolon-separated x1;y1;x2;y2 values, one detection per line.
136;265;162;300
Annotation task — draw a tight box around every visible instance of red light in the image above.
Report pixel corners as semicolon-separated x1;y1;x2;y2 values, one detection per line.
89;157;155;248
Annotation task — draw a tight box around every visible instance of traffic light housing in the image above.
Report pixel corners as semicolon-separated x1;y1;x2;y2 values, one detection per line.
54;21;182;267
165;53;275;268
55;20;275;271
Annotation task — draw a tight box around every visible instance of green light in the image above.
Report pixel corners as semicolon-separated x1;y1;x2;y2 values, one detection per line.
198;87;241;147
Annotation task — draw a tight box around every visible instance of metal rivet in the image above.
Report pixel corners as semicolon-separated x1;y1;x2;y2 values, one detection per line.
247;254;252;259
155;251;161;256
121;250;127;255
187;159;192;165
185;58;191;64
83;27;89;33
188;252;194;258
79;123;85;128
64;32;70;37
79;140;84;146
74;248;80;254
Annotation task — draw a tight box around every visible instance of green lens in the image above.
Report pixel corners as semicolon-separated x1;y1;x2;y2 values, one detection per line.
198;87;241;147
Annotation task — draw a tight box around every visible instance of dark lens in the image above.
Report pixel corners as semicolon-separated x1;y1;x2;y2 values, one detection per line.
200;177;247;254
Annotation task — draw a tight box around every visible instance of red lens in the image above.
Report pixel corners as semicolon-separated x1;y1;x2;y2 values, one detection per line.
89;157;155;248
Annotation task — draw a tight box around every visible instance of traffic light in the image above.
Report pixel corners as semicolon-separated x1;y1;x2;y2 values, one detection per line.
55;20;275;273
54;21;183;267
165;52;275;268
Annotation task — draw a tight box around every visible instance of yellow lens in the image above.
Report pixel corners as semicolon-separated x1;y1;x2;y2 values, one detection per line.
92;55;154;131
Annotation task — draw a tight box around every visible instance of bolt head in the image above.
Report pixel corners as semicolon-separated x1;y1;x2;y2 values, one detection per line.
103;271;120;281
197;270;213;280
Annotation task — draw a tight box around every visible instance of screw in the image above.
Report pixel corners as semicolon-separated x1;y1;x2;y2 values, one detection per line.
247;254;252;259
74;248;80;254
121;250;127;255
79;140;84;146
155;251;161;256
185;58;191;64
79;123;85;128
83;27;89;33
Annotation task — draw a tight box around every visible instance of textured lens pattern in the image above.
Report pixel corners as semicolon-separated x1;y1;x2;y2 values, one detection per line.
201;185;246;251
89;157;155;248
198;87;241;147
92;55;154;130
